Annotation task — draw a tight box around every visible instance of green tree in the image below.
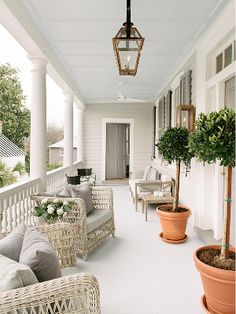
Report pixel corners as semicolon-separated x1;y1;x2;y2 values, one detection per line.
189;108;235;259
0;63;30;149
156;127;193;211
0;162;16;188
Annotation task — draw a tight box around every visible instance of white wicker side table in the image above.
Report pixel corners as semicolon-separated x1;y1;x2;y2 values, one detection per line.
141;193;174;222
36;222;76;268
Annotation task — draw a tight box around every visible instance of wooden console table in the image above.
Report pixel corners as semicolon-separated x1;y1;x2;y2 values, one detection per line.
141;193;174;221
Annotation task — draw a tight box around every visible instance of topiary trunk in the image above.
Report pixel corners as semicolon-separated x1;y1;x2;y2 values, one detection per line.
173;160;181;211
221;166;232;259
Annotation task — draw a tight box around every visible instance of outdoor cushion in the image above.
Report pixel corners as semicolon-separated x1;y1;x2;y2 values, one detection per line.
86;209;112;233
69;182;95;215
0;254;38;292
42;187;64;197
161;174;172;193
147;168;158;180
0;224;26;261
142;166;151;180
57;186;71;198
19;228;62;282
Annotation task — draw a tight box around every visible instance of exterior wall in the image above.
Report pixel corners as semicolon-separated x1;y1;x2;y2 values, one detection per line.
83;102;154;182
154;1;235;244
0;155;25;169
48;147;77;164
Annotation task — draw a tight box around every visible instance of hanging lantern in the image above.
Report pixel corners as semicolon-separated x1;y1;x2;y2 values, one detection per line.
112;0;144;76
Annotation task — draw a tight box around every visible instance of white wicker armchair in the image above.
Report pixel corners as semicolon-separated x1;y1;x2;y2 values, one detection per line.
0;273;101;314
32;187;115;260
0;225;101;313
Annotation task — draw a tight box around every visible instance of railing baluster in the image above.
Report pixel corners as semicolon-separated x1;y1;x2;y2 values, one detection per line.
0;162;81;232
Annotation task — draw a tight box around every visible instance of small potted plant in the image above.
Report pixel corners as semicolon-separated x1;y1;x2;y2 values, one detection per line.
33;198;73;225
156;127;193;243
189;107;235;314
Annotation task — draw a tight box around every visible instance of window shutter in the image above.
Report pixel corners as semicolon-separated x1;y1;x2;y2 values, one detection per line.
158;97;165;138
180;70;192;105
165;90;172;128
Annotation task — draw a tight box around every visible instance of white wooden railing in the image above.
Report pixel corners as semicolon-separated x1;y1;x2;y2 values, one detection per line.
46;161;81;191
0;178;40;233
0;161;82;233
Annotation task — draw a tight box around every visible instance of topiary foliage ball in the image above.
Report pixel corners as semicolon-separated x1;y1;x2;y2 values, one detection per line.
156;127;193;166
188;108;235;167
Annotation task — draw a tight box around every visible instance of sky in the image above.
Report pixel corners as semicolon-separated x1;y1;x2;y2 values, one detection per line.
0;24;64;127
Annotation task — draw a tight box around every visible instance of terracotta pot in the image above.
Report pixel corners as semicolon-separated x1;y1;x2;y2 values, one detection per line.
156;204;191;241
194;245;235;314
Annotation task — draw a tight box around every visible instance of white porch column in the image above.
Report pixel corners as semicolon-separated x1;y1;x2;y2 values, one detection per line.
63;91;73;174
76;105;84;162
29;57;47;192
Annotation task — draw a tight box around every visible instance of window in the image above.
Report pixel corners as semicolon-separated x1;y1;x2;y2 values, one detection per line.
225;76;235;109
60;147;64;156
216;53;223;73
216;41;235;74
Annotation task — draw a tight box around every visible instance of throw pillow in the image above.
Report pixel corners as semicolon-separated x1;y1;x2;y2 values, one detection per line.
69;182;95;215
19;228;62;282
0;224;26;261
0;254;38;292
41;187;64;197
143;166;151;180
147;168;158;180
161;174;172;192
57;186;71;198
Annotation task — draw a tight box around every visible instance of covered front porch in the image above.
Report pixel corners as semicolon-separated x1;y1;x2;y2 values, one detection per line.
0;0;235;313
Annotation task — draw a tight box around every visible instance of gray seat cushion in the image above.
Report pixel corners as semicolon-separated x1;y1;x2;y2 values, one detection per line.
0;224;26;261
87;209;112;233
0;254;38;292
19;228;62;282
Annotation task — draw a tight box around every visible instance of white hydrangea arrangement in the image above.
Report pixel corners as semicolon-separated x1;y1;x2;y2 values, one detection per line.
33;198;73;222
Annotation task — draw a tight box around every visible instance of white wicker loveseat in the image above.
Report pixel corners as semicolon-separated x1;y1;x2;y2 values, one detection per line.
32;186;115;260
0;225;101;314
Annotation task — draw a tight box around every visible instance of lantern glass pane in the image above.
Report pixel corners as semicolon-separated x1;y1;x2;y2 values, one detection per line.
181;110;189;128
117;39;140;70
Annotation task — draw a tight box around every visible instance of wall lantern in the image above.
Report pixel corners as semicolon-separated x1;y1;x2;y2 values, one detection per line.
176;104;196;132
112;0;144;76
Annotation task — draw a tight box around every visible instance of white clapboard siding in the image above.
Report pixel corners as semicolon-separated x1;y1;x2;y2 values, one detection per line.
83;102;153;182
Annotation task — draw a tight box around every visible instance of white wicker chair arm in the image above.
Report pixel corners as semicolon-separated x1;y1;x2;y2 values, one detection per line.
136;180;162;186
0;273;101;314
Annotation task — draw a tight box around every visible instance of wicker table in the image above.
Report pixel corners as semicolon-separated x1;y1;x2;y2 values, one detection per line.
141;193;174;221
36;222;76;268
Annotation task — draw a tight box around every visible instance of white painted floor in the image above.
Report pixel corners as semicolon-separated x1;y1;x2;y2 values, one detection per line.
64;186;205;314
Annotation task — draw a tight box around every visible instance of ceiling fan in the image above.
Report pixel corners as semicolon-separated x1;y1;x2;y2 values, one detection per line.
104;82;147;103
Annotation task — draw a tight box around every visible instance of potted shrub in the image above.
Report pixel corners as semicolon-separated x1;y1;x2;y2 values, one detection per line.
189;107;235;314
156;127;193;243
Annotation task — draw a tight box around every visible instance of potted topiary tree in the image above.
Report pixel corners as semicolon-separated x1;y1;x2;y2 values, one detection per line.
189;107;235;314
156;127;193;243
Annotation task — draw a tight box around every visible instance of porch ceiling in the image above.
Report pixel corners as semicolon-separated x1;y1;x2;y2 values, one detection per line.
3;0;229;104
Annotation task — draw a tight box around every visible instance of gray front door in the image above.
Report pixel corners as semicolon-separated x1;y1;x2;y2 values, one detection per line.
106;123;127;179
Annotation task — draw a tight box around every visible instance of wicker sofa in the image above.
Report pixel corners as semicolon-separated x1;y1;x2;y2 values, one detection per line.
32;186;115;260
0;224;101;314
